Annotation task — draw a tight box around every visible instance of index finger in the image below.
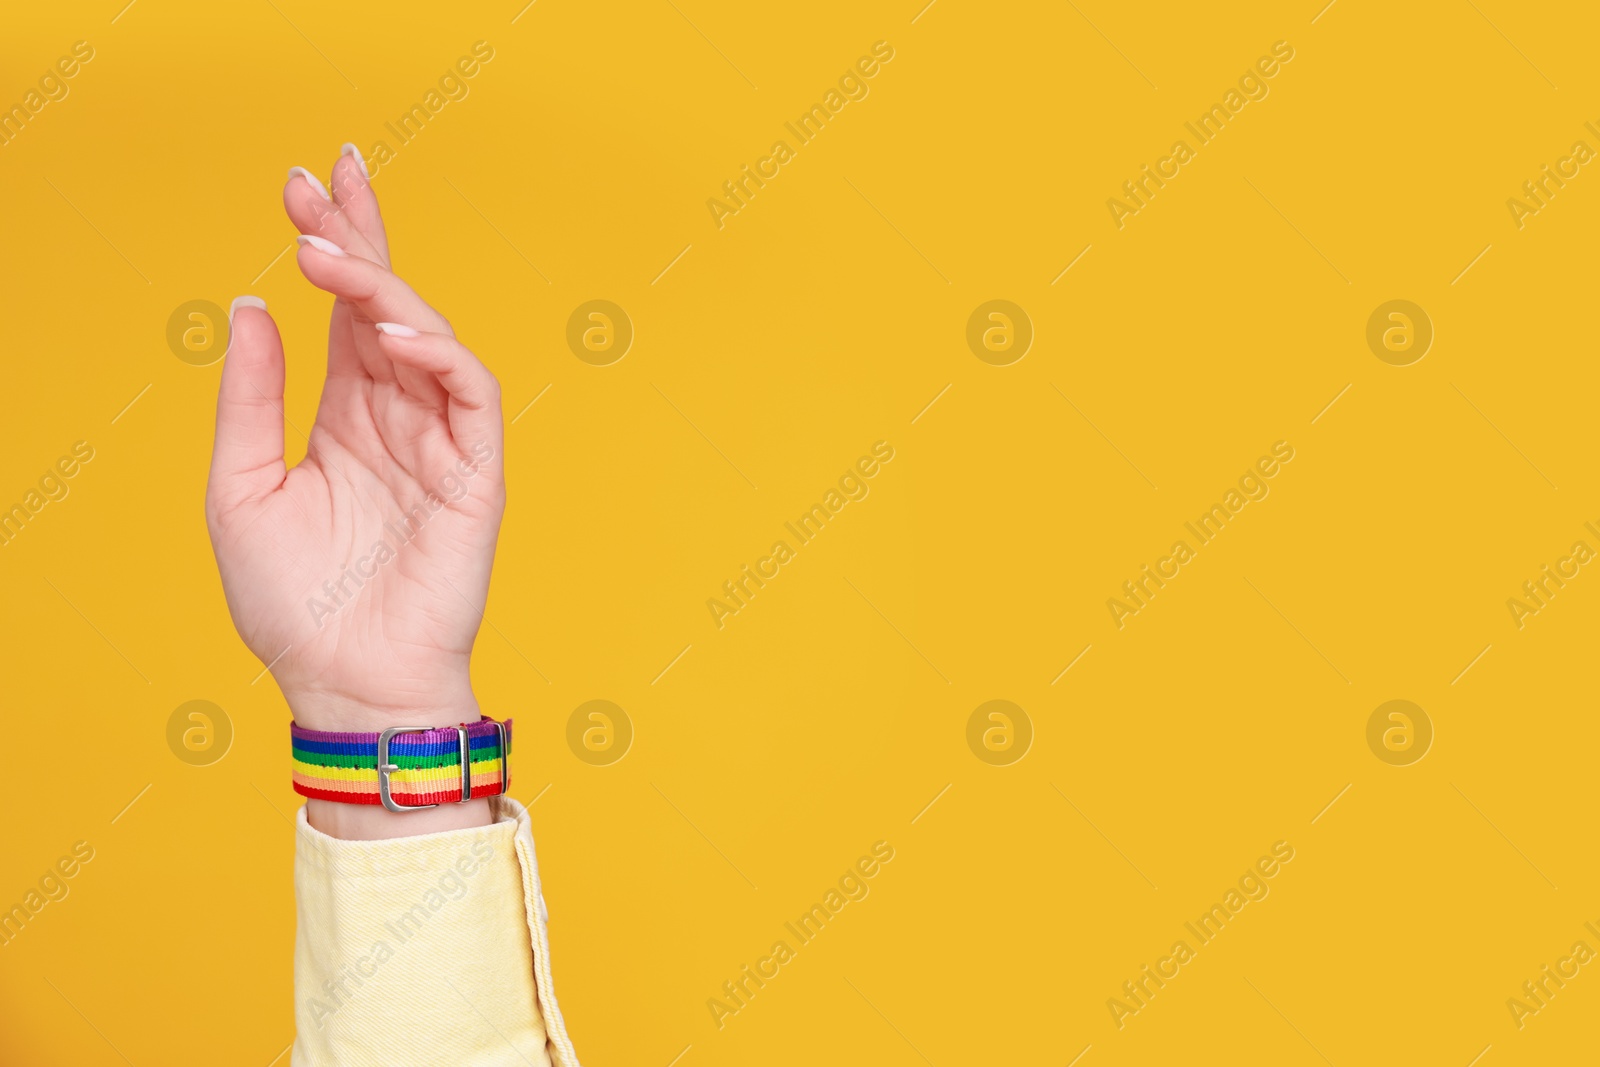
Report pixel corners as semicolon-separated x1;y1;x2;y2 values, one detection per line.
295;237;453;336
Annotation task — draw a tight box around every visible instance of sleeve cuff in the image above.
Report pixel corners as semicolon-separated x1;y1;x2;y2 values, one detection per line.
291;797;578;1067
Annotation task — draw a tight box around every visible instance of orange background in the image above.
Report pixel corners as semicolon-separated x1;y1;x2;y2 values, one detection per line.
3;1;1598;1064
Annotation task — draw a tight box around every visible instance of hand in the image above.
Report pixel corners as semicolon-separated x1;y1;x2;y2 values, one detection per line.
205;147;505;746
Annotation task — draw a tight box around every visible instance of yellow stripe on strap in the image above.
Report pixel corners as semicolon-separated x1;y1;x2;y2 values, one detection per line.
291;757;507;784
293;771;504;795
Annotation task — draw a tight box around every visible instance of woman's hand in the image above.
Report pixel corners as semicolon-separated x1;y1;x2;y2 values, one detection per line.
205;146;505;750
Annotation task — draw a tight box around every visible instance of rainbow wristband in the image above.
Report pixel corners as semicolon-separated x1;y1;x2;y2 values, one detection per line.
292;716;512;812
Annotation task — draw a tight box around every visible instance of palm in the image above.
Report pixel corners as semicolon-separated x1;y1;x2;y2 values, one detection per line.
208;158;503;725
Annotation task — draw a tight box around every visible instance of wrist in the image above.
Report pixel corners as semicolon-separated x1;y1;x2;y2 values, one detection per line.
284;677;480;734
287;678;500;841
306;795;495;840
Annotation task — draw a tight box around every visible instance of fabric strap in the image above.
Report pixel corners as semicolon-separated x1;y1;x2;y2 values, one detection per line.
291;717;511;806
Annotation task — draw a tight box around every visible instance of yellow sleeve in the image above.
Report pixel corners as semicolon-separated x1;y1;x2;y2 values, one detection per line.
291;797;580;1067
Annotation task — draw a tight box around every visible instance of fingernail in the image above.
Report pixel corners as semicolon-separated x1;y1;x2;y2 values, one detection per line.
288;166;331;201
340;142;371;180
296;234;347;257
229;296;267;323
374;322;420;337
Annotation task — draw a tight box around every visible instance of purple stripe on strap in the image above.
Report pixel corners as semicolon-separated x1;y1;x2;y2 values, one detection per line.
290;717;508;746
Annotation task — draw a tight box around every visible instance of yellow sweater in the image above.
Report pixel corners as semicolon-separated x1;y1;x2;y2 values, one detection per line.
291;797;580;1066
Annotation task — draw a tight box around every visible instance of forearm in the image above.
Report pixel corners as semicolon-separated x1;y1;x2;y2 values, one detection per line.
306;796;493;841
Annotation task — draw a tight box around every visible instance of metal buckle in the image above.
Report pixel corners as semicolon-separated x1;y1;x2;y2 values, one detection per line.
455;725;471;804
377;729;470;812
492;720;511;795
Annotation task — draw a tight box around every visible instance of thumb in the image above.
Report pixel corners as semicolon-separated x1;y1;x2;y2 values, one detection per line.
208;296;288;514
